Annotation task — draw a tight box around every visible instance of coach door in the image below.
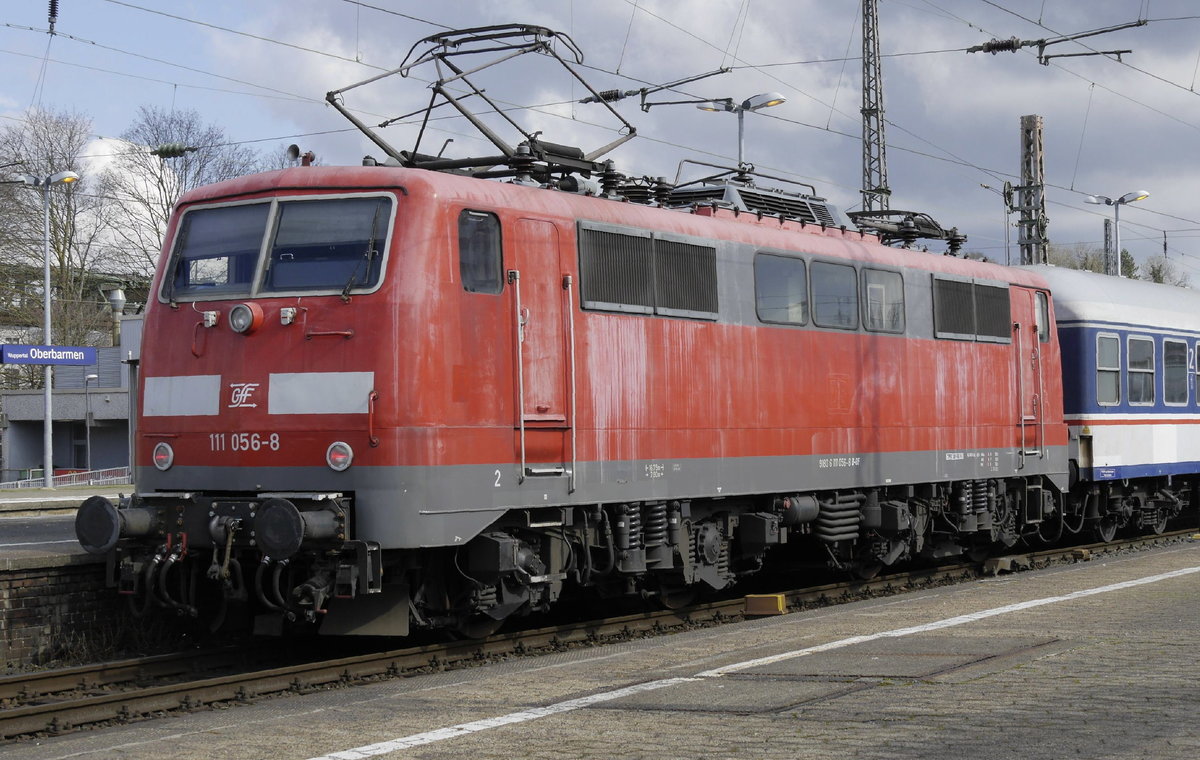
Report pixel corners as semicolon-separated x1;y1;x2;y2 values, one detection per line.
508;219;574;485
1012;287;1046;465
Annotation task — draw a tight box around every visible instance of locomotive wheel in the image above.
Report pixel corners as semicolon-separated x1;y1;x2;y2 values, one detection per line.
966;543;990;563
852;561;882;581
656;579;697;610
453;613;505;640
1094;515;1118;543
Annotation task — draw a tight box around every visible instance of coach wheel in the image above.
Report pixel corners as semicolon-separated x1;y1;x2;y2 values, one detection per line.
1150;512;1169;535
1094;515;1118;543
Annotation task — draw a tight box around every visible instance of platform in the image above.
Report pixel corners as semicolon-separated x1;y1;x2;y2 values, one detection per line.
0;486;122;518
10;540;1200;759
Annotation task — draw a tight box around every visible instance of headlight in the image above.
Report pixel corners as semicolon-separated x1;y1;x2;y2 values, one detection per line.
326;441;353;471
152;442;174;471
229;302;264;334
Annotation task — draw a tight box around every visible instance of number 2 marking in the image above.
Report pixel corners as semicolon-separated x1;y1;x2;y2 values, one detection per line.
494;469;502;487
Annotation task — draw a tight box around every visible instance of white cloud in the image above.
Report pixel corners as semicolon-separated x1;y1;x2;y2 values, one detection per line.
6;0;1197;263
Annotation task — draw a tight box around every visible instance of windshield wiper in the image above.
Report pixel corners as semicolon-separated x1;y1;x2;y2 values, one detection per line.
341;204;383;302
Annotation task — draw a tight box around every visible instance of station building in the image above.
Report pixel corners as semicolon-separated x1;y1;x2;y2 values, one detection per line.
0;314;142;481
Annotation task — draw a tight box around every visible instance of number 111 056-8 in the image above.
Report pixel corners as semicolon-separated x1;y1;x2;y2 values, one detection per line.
209;433;281;452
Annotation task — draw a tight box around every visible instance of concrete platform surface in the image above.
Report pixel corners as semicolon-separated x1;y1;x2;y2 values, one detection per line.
7;540;1200;760
0;514;99;569
0;486;123;517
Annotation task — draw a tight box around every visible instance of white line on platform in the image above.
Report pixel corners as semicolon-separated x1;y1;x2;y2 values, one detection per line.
0;539;78;547
308;678;697;759
0;494;107;503
308;564;1200;760
695;565;1200;677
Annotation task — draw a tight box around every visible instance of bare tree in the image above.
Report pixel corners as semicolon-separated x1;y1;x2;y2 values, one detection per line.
102;106;262;276
1045;243;1142;279
0;108;116;361
1142;254;1190;287
1046;242;1105;272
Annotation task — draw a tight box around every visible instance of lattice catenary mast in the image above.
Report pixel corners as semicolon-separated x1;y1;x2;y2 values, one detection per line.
861;0;889;213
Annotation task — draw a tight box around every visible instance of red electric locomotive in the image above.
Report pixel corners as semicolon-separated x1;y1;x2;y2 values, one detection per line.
73;159;1072;636
74;25;1077;637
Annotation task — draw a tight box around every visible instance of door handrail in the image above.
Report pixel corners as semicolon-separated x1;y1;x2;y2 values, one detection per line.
564;273;577;493
508;269;526;483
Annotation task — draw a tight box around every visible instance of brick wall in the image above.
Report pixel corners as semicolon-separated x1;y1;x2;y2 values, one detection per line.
0;554;127;669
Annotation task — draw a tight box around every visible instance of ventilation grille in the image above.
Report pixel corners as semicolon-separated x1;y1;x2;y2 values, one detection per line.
933;277;1011;342
974;284;1011;339
656;240;718;315
734;188;837;225
579;224;717;319
667;187;730;207
579;228;654;313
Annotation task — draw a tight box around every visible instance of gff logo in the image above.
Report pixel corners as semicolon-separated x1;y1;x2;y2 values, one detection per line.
228;383;260;408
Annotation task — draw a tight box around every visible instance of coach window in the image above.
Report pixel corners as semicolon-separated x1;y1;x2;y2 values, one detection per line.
862;269;904;332
811;261;858;329
459;210;503;294
1164;339;1188;405
755;254;807;324
1128;336;1156;405
1035;292;1050;342
1096;334;1120;406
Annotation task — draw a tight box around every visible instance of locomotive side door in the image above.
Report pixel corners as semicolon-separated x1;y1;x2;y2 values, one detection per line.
508;218;571;480
1012;287;1046;464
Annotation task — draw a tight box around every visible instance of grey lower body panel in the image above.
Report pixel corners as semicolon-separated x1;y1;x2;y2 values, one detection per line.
135;445;1068;549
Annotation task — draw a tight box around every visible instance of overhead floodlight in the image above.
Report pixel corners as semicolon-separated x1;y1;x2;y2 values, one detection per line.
697;92;789;166
742;92;787;111
1084;188;1151;278
23;171;79;188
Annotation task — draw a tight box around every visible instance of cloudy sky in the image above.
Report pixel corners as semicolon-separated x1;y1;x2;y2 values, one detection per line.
3;0;1199;272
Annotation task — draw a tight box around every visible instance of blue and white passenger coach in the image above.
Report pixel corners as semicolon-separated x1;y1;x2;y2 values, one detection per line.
1032;265;1200;488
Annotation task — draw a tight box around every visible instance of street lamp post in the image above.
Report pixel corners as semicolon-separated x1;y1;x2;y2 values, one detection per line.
85;373;98;472
22;170;80;487
697;92;787;166
1085;190;1150;276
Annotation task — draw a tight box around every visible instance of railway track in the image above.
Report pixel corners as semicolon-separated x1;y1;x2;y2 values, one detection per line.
2;529;1192;741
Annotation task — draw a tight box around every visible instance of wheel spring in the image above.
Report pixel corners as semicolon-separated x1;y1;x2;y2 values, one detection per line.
643;503;668;547
972;480;989;514
614;503;644;551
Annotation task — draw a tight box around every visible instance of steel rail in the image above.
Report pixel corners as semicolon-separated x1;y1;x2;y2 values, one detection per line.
2;528;1192;740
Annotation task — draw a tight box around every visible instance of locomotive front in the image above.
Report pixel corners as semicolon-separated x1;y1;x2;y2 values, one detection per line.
74;168;403;631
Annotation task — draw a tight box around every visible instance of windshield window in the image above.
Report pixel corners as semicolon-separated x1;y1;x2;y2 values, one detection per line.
169;203;269;299
263;197;390;293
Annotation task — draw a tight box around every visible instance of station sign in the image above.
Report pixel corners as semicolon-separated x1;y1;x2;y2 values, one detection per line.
0;344;98;366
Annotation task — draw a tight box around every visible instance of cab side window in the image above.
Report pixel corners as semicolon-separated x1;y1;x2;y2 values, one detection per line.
459;210;503;294
1035;292;1050;343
